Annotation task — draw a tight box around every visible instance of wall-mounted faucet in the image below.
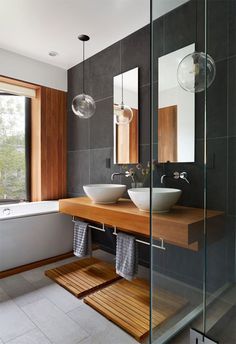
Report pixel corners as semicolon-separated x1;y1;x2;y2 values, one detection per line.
161;171;190;184
111;171;135;182
160;174;167;184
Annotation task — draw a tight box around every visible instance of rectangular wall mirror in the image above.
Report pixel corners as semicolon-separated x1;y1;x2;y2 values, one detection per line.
158;43;195;163
113;67;139;164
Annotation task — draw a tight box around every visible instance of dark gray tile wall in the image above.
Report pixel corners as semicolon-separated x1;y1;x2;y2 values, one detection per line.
67;24;152;264
67;29;151;198
67;0;235;291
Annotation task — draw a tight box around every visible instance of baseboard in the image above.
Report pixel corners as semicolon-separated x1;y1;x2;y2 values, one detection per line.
0;252;74;279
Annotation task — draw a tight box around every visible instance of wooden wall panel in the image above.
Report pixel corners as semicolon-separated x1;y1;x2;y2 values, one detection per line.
40;87;67;200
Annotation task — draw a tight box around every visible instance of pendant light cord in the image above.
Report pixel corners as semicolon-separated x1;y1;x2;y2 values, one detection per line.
83;41;85;94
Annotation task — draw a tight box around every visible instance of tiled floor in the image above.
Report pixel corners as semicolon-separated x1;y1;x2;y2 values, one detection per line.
2;249;228;344
0;253;138;344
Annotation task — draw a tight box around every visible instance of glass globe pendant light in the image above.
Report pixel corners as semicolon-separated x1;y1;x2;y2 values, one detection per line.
72;35;96;119
114;73;133;125
177;52;216;93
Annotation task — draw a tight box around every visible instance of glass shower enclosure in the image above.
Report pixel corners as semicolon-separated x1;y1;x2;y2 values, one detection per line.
150;0;236;343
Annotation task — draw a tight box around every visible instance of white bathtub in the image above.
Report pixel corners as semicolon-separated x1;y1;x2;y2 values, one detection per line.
0;201;74;271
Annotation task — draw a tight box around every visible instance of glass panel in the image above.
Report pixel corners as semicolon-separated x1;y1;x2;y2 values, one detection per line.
150;0;207;342
204;0;236;342
0;95;27;201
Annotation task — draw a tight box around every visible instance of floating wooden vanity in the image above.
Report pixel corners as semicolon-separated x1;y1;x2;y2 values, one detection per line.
59;197;224;251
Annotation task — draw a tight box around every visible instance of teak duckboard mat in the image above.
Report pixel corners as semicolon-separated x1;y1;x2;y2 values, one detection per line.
45;257;121;298
84;278;188;342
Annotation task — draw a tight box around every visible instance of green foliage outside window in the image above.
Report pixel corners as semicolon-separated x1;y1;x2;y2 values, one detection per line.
0;95;26;200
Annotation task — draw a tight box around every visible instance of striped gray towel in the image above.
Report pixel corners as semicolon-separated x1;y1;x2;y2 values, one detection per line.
116;232;138;280
73;220;91;257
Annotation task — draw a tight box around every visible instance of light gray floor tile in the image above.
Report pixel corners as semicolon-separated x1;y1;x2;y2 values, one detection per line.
33;282;83;313
68;303;113;336
78;325;138;344
22;298;88;344
0;285;10;302
0;275;35;297
5;328;51;344
31;276;54;289
0;299;35;342
0;274;46;307
68;303;138;344
21;267;50;284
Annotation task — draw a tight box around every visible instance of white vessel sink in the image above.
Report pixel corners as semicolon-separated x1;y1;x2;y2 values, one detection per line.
128;187;182;213
83;184;126;204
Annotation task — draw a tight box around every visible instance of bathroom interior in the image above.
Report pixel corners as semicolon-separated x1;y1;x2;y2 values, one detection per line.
0;0;235;343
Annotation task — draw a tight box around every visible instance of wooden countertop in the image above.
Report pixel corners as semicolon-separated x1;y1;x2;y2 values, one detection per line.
59;197;224;251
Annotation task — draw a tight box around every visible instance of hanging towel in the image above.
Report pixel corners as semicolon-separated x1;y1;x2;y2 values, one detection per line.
73;220;92;257
116;232;138;280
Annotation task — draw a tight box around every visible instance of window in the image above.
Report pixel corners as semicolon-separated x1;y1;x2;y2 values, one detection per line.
0;94;31;202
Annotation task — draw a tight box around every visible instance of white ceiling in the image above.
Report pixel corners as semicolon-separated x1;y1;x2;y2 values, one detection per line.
0;0;149;70
0;0;189;70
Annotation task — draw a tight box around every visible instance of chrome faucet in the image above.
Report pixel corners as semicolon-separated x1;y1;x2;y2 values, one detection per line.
161;171;190;184
160;174;167;184
111;172;125;181
111;170;135;182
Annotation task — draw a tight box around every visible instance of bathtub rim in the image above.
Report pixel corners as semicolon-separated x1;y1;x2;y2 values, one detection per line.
0;210;60;221
0;200;60;221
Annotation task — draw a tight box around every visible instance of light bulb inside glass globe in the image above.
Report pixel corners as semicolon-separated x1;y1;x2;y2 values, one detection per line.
177;52;216;93
72;94;96;119
114;104;133;125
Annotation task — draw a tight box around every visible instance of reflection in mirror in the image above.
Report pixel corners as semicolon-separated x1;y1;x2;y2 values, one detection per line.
158;43;195;163
113;67;139;164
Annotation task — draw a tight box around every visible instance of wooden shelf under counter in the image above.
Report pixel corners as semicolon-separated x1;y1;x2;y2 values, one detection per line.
59;197;224;251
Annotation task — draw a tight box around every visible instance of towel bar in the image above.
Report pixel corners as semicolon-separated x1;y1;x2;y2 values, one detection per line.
89;224;106;232
72;217;166;250
112;227;166;251
72;216;106;232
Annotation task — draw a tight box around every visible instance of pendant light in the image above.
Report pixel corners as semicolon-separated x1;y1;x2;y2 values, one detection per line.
177;52;216;93
72;34;96;119
114;72;133;125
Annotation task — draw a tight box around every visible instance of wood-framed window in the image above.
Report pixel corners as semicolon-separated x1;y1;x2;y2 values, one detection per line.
0;76;67;202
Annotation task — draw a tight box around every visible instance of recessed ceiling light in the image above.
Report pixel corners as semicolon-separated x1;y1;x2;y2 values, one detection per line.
49;51;58;57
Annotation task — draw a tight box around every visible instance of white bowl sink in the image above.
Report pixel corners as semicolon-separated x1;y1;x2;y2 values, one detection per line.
83;184;126;204
128;187;182;213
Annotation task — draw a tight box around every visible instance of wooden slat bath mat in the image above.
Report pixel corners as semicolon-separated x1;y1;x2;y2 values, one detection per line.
84;278;188;342
45;257;121;298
